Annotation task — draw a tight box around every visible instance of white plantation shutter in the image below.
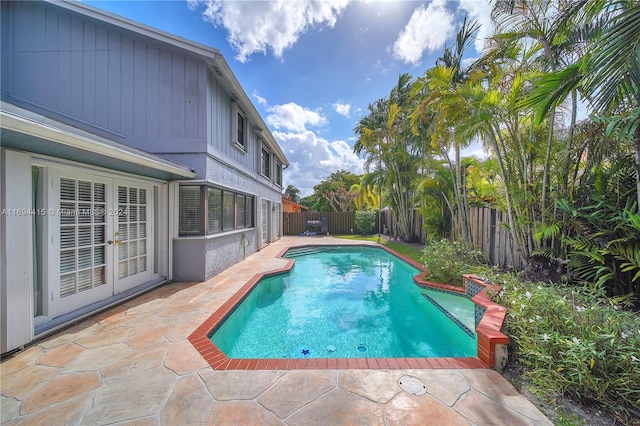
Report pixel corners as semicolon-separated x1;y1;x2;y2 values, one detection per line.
59;178;107;298
117;186;148;279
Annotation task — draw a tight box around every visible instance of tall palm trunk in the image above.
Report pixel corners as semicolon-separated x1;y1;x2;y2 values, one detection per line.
455;145;472;242
487;126;528;260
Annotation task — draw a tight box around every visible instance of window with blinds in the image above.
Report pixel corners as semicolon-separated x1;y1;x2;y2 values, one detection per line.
222;191;235;231
236;194;246;229
207;187;222;233
59;178;107;298
178;186;201;234
179;185;255;235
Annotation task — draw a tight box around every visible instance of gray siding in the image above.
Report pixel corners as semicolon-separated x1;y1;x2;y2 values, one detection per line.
1;1;208;153
207;72;261;173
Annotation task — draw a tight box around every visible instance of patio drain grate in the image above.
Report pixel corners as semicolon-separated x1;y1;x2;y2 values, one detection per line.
398;375;427;396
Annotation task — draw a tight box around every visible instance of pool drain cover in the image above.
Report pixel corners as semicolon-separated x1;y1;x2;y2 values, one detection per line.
398;375;427;396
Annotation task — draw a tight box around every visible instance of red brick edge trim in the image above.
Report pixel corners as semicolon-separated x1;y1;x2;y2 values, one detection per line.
188;243;508;370
465;275;509;368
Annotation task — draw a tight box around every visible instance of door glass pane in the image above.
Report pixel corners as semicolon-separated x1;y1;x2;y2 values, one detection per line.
78;270;92;292
94;183;105;203
78;248;92;269
61;227;76;248
94;246;105;265
118;261;128;279
60;202;76;225
94;225;105;245
78;181;92;201
60;273;76;298
60;179;76;200
58;177;109;298
118;242;128;261
60;249;76;273
78;226;92;246
93;267;106;286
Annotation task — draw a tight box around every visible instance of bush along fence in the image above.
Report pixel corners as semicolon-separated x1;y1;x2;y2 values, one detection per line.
282;206;523;269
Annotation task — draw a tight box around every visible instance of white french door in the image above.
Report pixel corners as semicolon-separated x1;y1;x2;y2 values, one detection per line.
47;169;153;318
113;181;152;294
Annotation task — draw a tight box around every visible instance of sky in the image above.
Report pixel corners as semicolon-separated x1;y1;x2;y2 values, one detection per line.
86;0;495;197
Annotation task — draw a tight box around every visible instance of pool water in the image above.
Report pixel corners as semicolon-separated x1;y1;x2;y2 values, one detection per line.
211;246;477;359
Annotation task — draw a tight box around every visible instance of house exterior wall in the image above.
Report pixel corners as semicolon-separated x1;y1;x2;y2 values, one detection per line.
1;0;288;352
1;1;208;155
0;150;35;353
2;0;286;288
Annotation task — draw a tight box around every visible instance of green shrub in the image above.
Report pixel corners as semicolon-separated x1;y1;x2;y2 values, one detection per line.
421;239;488;285
355;210;377;235
488;273;640;422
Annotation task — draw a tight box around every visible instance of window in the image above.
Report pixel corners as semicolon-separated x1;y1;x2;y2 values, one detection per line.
234;195;254;229
237;113;245;148
179;186;202;234
236;194;246;228
222;191;235;231
232;102;247;151
275;161;283;187
261;145;270;178
179;185;255;235
207;188;222;233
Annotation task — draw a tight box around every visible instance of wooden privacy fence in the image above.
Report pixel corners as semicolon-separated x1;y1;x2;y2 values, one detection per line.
468;207;524;269
282;207;523;269
282;211;379;236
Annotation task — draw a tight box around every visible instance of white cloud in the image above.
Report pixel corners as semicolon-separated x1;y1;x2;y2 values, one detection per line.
275;130;364;197
190;0;350;62
458;0;494;53
392;0;455;65
266;102;327;133
253;93;268;107
333;102;351;117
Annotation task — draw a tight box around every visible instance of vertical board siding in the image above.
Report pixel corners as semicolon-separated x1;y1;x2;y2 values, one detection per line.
1;1;207;152
207;74;259;172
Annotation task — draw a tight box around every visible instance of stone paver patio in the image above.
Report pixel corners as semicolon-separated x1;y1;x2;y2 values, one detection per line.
1;236;551;425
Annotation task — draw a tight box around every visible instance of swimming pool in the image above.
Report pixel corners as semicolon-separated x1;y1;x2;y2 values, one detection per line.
211;246;477;359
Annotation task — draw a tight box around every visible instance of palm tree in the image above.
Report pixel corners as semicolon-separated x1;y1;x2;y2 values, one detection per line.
490;0;587;216
410;18;480;242
284;185;301;203
522;0;640;204
354;74;425;242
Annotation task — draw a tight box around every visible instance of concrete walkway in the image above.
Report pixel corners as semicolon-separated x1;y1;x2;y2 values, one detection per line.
1;236;551;425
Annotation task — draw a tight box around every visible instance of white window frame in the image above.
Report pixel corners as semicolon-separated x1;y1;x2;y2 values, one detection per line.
260;143;271;180
275;161;283;187
231;102;247;152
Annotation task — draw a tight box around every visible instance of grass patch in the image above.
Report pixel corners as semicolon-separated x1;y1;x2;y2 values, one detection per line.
335;234;424;264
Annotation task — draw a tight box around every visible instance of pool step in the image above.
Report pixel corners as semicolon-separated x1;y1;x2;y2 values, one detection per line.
285;247;335;257
421;293;475;338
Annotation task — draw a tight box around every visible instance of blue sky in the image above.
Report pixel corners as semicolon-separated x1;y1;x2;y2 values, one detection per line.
86;0;494;196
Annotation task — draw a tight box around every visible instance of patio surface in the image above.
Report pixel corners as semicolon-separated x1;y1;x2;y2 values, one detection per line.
1;236;551;425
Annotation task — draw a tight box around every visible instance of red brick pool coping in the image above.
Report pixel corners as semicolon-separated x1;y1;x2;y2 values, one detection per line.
188;244;508;370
